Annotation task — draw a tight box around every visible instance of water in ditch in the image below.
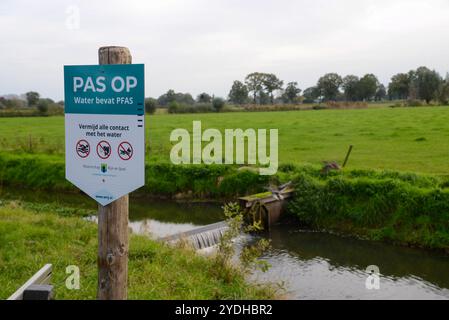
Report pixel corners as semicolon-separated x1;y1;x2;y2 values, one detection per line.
1;188;449;300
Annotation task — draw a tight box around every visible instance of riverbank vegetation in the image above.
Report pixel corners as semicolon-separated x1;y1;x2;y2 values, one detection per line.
0;201;275;299
287;166;449;251
1;151;448;251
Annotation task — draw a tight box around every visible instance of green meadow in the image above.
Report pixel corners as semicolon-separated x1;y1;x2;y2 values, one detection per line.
1;106;449;174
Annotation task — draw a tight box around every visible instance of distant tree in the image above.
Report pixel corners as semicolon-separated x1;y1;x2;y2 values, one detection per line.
157;89;176;106
357;74;379;101
228;80;249;104
413;66;442;104
2;98;26;109
436;74;449;105
303;86;320;103
144;97;157;114
26;91;40;107
245;72;265;104
282;82;301;103
212;97;225;112
317;73;343;101
258;91;270;105
262;73;283;104
0;97;6;109
157;89;194;106
375;84;387;101
196;92;212;103
342;75;360;101
36;99;49;114
388;73;411;100
175;92;195;105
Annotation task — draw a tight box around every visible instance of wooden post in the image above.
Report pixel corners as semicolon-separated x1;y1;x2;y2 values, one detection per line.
342;145;353;168
97;46;131;300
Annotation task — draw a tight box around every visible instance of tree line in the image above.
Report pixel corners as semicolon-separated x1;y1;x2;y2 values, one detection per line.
0;91;63;115
147;66;449;113
228;66;449;105
2;65;448;116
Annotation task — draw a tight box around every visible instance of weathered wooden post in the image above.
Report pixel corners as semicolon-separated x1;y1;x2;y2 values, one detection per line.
97;46;131;300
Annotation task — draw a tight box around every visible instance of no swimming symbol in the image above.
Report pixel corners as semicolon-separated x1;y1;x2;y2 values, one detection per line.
76;139;90;158
118;141;133;160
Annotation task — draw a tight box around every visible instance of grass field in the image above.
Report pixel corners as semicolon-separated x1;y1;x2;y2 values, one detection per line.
1;106;449;174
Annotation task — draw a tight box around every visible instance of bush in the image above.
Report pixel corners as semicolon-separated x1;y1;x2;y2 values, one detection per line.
36;99;49;114
325;101;368;109
145;98;157;114
194;103;213;113
406;99;424;107
168;101;180;114
212;97;225;112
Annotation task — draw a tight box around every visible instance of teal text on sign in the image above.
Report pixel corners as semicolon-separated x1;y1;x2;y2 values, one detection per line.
64;64;144;115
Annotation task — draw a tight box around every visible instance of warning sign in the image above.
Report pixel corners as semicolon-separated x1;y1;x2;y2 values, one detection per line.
97;141;112;159
76;139;90;158
118;142;133;160
64;64;145;205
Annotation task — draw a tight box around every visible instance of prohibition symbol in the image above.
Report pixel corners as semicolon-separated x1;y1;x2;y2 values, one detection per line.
118;141;133;160
76;139;90;158
97;140;111;159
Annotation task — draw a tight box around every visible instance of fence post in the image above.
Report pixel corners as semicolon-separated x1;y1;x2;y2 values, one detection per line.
97;46;131;300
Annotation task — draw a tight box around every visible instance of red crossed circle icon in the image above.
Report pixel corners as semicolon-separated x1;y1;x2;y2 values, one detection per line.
96;140;111;159
76;139;90;158
117;141;133;160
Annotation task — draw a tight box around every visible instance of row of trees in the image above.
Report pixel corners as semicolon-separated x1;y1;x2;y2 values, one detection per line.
0;91;63;114
4;66;448;115
228;73;301;104
226;67;449;105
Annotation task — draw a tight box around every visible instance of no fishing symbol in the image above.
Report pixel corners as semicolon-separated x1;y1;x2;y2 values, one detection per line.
118;141;133;160
97;140;111;159
76;139;90;158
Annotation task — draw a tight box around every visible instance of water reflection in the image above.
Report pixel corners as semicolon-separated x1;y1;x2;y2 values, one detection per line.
253;226;449;299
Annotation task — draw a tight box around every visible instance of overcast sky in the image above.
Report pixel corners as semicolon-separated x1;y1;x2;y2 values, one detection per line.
1;0;449;100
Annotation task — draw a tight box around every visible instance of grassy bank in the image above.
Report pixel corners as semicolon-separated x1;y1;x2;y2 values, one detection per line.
1;152;448;251
287;166;449;251
0;153;269;199
0;201;274;299
1;106;449;174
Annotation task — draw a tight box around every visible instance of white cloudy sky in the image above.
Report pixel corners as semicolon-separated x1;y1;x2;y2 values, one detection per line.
1;0;449;100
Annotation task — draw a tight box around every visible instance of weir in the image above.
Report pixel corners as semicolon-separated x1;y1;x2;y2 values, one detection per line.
160;183;294;249
159;221;229;250
238;182;294;231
